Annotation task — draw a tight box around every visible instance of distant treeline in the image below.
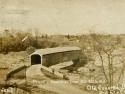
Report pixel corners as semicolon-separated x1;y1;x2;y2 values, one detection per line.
0;29;124;54
0;30;59;54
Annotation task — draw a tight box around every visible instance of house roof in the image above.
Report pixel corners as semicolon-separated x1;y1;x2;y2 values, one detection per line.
30;46;81;56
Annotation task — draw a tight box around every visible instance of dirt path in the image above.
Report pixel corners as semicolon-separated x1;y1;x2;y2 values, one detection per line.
39;82;91;94
26;65;97;94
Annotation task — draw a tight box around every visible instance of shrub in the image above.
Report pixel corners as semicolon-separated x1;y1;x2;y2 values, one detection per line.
26;46;36;55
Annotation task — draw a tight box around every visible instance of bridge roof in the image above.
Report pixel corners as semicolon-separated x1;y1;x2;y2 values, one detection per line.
30;47;81;56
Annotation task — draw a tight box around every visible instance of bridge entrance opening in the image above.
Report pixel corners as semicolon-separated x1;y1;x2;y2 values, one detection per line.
31;54;41;65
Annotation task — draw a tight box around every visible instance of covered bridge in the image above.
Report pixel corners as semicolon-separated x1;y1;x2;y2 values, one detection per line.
30;47;81;67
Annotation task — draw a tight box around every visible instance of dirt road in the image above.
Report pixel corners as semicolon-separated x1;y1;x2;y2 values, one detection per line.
26;65;96;94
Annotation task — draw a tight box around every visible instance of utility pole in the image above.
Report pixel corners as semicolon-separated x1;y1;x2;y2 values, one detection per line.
0;37;2;52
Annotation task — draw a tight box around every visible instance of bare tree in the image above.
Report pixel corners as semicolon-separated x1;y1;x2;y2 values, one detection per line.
89;33;125;94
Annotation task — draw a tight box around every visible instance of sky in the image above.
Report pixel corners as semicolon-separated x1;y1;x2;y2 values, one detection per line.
0;0;125;35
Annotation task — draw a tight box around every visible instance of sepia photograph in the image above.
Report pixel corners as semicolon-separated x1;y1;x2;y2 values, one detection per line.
0;0;125;94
